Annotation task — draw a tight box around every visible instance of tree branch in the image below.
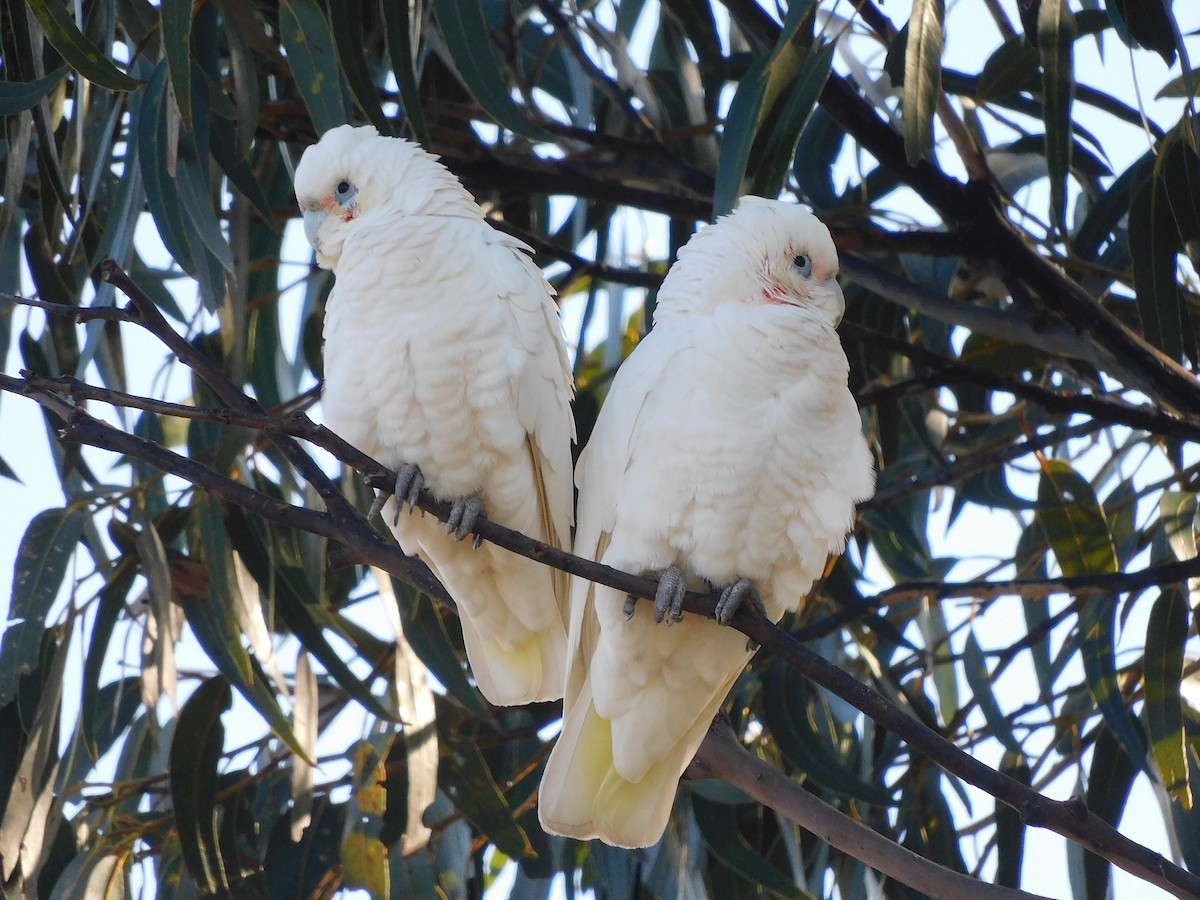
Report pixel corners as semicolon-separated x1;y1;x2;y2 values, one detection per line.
688;717;1052;900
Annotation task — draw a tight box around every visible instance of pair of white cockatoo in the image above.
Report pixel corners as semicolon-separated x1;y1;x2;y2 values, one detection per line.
294;125;875;849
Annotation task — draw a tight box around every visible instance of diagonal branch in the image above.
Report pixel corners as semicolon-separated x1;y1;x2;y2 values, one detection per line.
687;716;1052;900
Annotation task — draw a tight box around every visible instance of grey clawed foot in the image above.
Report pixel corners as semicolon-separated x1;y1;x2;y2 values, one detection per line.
653;566;687;625
391;463;425;526
715;578;764;626
623;595;637;621
446;495;486;545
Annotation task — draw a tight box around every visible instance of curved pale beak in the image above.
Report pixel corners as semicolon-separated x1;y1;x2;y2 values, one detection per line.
302;209;326;249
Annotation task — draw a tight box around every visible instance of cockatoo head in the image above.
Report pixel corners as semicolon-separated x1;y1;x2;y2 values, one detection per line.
657;196;844;326
293;124;476;268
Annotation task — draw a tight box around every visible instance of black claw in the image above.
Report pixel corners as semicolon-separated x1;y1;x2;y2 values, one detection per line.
623;595;637;620
367;492;388;521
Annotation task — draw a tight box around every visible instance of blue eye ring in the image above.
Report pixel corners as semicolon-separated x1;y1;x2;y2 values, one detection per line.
335;180;355;204
793;253;812;277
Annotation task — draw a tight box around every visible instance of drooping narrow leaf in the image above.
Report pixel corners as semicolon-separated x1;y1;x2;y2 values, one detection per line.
749;41;835;201
761;663;893;805
1084;724;1139;899
1145;586;1192;809
26;0;141;91
0;67;68;116
279;0;351;136
328;0;391;133
169;676;232;896
379;0;430;144
1035;457;1117;577
691;797;806;899
428;0;551;142
188;495;309;760
1130;168;1186;362
961;629;1024;755
0;508;86;706
713;0;818;216
341;739;391;895
1078;596;1147;773
375;570;437;854
441;733;532;859
1038;0;1077;233
160;0;193;126
902;0;944;165
995;751;1030;889
135;61;197;274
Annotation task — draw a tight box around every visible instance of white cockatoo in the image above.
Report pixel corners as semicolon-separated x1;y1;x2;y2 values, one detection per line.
293;125;574;706
538;197;875;848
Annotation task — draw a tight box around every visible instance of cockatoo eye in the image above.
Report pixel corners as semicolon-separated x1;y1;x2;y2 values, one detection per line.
792;253;812;278
334;180;356;205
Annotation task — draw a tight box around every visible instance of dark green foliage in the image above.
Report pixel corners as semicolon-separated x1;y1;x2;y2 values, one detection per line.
2;2;1199;897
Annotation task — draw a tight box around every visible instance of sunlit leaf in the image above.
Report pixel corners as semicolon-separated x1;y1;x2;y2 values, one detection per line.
1035;458;1117;577
1145;586;1192;809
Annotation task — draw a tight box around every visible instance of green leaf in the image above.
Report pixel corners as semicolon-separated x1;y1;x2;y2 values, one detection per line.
0;507;86;706
760;663;894;805
188;495;309;760
0;66;68;116
441;732;532;859
135;61;197;274
1145;586;1192;809
747;41;835;202
1130;173;1186;363
26;0;141;92
1038;0;1076;233
428;0;551;142
976;38;1040;100
223;504;396;722
161;0;193;126
391;581;491;718
994;751;1030;889
1084;724;1138;899
713;0;818;216
1078;596;1148;774
691;796;807;899
1035;458;1117;577
961;629;1024;755
1106;0;1177;65
902;0;944;165
279;0;351;136
379;0;430;144
328;0;391;133
170;676;232;896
